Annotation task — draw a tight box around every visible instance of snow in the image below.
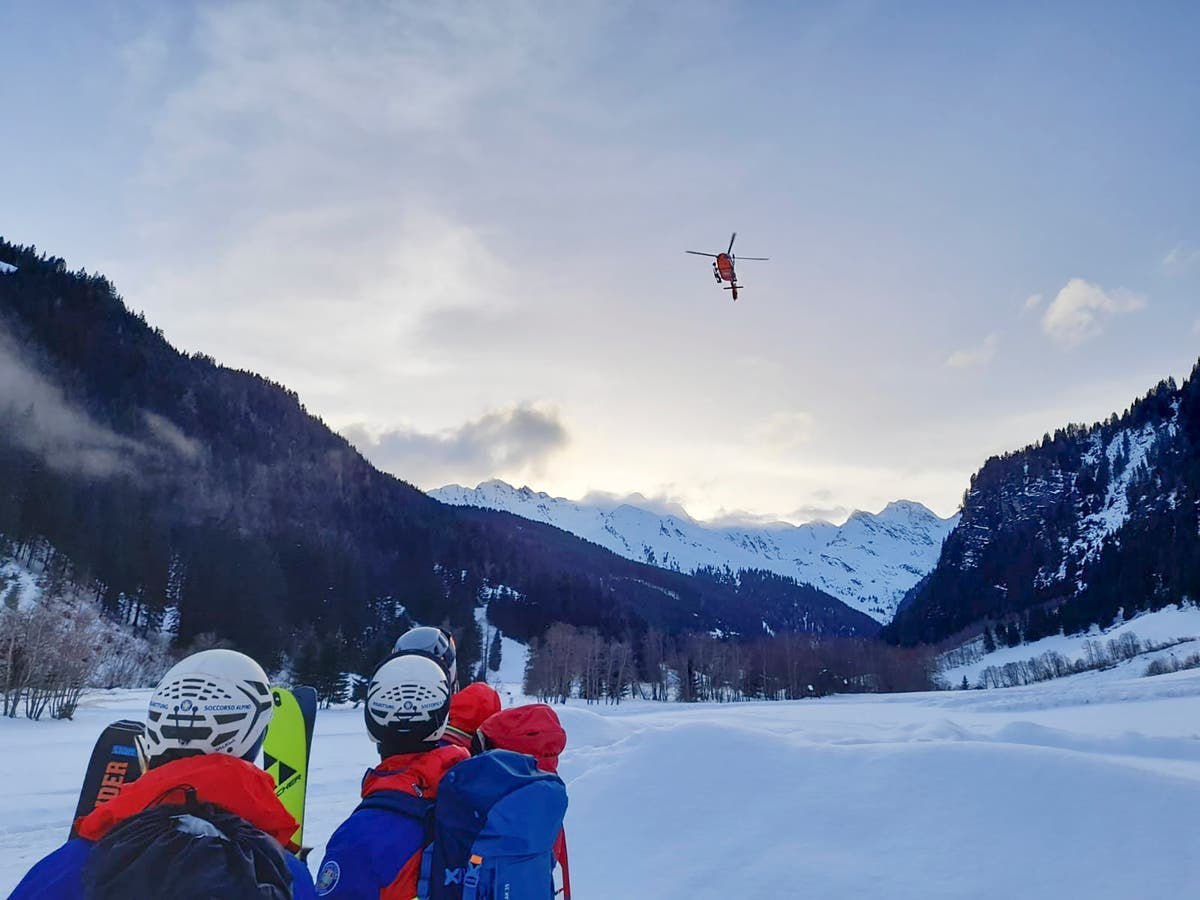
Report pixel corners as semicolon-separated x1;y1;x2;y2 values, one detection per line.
471;601;530;707
432;480;958;622
1070;422;1167;569
489;634;529;705
0;261;16;274
940;603;1200;687
0;557;43;608
5;671;1200;897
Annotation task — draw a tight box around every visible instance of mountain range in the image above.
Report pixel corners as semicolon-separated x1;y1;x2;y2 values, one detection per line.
432;481;958;623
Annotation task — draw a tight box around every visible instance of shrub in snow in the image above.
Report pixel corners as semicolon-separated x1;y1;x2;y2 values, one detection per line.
1;577;172;720
1145;652;1200;678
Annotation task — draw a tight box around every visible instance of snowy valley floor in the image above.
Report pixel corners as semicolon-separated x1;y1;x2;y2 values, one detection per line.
4;670;1200;898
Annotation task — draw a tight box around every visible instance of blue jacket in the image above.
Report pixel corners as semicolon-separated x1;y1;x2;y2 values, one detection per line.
8;835;315;899
314;746;466;898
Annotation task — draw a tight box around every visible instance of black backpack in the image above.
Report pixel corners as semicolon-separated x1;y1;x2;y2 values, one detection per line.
82;798;293;900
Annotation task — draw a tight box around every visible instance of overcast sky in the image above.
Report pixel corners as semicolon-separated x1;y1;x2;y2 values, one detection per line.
3;1;1198;524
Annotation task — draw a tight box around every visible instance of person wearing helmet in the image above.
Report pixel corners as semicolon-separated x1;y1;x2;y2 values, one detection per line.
313;653;466;898
9;649;317;900
392;625;458;691
391;626;499;751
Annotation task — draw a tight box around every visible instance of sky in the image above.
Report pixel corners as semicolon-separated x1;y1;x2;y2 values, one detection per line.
2;0;1198;524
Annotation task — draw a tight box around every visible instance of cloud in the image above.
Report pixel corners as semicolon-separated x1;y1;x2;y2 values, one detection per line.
578;489;696;521
143;411;203;461
1023;294;1043;313
788;504;853;524
342;403;568;488
946;333;999;369
0;324;210;478
413;299;530;350
751;411;816;456
110;3;618;419
706;504;851;528
1041;279;1146;347
0;326;141;477
1162;243;1200;272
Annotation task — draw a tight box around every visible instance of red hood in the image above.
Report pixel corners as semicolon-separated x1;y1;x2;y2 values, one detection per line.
362;744;467;800
479;704;566;772
74;754;299;850
443;683;502;749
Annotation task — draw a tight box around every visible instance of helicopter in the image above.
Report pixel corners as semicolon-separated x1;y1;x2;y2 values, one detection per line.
685;232;768;301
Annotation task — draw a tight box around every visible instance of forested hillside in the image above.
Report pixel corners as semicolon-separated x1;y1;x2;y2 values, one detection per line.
887;367;1200;647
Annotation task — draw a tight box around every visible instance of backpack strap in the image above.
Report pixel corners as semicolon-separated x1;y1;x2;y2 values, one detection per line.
462;853;484;900
363;790;437;900
415;843;435;899
381;846;429;900
355;789;436;825
555;828;571;899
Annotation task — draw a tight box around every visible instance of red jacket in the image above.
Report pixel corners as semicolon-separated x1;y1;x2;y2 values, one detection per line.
362;744;467;801
75;753;299;850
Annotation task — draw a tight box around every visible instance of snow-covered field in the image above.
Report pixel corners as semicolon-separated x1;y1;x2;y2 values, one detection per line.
4;667;1200;898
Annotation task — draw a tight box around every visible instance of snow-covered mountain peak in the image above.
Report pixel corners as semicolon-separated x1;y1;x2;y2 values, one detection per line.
879;498;939;519
430;480;958;623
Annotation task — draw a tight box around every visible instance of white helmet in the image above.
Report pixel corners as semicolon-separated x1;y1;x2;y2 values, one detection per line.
365;654;452;755
392;626;458;691
145;649;274;765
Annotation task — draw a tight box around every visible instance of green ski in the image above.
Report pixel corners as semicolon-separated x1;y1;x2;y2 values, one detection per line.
263;685;317;849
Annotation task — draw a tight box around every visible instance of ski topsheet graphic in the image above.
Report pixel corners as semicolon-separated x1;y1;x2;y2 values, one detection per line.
264;686;317;848
68;719;146;837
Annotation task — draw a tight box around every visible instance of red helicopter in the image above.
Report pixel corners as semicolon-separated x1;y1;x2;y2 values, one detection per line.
686;232;768;301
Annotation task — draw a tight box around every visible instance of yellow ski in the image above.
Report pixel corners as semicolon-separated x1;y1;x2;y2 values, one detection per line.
263;686;317;848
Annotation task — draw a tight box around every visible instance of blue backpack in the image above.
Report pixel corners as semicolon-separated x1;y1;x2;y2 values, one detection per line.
418;750;568;900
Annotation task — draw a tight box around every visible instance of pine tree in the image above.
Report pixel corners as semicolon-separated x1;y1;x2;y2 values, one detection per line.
294;631;346;707
982;627;996;653
488;629;503;673
317;634;348;706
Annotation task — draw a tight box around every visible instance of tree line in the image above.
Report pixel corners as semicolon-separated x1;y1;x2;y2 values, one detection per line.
524;622;934;705
969;630;1185;689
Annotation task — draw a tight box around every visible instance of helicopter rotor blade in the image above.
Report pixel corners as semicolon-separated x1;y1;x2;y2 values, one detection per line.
736;256;769;261
685;251;719;257
727;232;737;254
